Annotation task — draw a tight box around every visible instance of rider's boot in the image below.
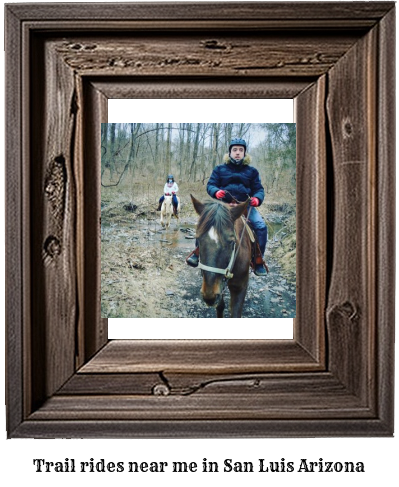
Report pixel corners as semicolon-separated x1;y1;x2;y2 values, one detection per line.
253;244;268;277
254;262;268;277
186;247;199;267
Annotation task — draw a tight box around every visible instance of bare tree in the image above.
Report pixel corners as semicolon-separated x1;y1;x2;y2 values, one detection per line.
188;123;201;181
211;122;221;169
165;123;172;175
184;123;192;179
108;123;116;180
178;123;185;180
125;123;141;178
224;123;233;147
101;123;108;177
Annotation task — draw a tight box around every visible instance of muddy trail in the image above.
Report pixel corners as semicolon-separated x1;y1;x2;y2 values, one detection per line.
101;209;296;319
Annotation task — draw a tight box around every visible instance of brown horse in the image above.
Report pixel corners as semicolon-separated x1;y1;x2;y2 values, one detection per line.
191;195;252;318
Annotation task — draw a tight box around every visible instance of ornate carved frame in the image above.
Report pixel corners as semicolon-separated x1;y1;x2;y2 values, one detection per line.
5;2;395;437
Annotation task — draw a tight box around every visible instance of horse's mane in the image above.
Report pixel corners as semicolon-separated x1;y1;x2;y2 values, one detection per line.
196;200;233;238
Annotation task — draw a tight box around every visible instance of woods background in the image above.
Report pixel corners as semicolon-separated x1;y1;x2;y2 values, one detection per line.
101;123;296;194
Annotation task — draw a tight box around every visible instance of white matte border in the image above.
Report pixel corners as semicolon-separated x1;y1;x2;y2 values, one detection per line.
107;98;294;339
109;98;294;123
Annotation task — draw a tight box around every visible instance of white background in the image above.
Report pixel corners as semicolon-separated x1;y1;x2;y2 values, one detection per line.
1;1;397;486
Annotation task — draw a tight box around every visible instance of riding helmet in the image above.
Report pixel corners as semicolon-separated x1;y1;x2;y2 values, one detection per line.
166;174;174;182
229;138;247;155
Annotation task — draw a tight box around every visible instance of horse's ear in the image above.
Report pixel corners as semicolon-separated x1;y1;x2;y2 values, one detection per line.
191;194;205;215
230;200;248;221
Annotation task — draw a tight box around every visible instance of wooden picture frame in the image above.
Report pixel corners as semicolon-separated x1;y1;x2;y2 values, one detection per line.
5;2;395;438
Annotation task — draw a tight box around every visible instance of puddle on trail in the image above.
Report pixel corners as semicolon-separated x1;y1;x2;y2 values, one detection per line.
139;218;285;249
153;222;197;251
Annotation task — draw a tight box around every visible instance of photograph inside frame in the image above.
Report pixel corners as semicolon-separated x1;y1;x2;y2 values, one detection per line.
101;123;296;319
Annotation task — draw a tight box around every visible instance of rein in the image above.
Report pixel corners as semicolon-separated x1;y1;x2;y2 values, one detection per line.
229;205;252;272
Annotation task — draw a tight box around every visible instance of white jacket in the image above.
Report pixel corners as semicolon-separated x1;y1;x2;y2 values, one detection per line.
163;182;179;195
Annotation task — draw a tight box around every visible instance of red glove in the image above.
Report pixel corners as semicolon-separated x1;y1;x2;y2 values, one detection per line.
215;190;226;199
165;193;171;196
250;197;260;207
172;191;176;194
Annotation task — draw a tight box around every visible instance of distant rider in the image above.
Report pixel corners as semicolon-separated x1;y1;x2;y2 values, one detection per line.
157;174;179;215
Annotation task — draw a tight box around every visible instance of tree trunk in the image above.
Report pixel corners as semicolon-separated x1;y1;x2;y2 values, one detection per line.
101;123;108;177
108;123;116;181
125;123;141;180
211;123;220;169
166;123;172;175
178;123;185;181
225;123;233;144
188;123;201;181
184;123;192;180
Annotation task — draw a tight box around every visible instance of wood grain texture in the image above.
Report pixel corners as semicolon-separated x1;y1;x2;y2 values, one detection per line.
60;371;357;397
80;80;109;364
79;340;321;374
30;37;78;408
14;418;390;439
52;34;361;78
7;2;394;22
295;76;326;362
33;371;375;422
5;2;395;438
376;6;395;431
326;26;377;404
5;5;24;436
59;372;163;396
91;79;311;99
29;393;372;421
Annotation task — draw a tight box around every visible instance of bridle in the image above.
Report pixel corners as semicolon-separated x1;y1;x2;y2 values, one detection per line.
198;242;237;279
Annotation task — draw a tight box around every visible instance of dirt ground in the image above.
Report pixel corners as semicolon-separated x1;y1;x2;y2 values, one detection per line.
101;182;296;319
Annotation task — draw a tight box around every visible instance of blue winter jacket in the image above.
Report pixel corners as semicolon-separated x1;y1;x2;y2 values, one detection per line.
207;154;265;205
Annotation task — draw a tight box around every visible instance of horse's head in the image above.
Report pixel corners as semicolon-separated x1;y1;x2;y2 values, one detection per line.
191;195;247;307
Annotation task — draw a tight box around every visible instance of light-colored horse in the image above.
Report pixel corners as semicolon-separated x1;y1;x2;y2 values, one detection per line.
161;195;180;228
